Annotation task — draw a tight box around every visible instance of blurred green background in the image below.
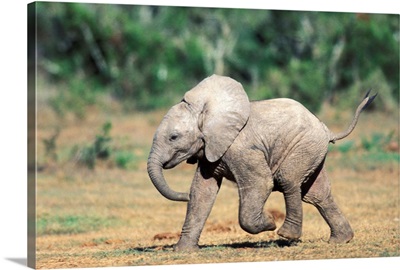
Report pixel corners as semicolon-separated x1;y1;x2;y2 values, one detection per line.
33;2;399;116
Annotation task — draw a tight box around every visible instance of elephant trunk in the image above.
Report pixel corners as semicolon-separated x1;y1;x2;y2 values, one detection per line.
147;151;190;202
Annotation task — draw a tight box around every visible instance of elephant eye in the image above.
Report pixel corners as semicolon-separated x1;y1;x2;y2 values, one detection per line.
169;134;179;141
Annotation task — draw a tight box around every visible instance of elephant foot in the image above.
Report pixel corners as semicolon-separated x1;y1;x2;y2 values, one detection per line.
277;223;302;240
328;229;354;244
239;210;277;235
240;215;277;235
173;241;200;252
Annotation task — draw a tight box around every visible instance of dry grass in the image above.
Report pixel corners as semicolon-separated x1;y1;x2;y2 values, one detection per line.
35;102;399;269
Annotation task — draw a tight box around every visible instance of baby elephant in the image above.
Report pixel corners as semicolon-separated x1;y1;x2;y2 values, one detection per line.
147;74;376;251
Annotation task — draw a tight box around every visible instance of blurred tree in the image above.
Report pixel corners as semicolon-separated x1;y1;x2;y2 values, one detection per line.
35;3;399;115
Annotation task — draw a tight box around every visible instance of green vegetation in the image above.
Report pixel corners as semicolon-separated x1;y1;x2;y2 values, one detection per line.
334;140;355;154
74;121;113;169
69;121;145;170
329;131;399;171
361;131;395;152
35;2;399;116
37;214;121;235
114;151;136;169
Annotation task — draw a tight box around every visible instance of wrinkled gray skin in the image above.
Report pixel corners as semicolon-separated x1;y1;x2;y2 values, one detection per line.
147;75;376;251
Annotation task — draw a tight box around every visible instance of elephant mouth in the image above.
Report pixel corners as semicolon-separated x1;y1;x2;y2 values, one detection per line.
163;153;199;169
162;161;176;170
163;141;203;169
186;155;198;164
162;153;186;169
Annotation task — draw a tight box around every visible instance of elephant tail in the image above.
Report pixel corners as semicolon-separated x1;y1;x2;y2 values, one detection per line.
329;90;377;143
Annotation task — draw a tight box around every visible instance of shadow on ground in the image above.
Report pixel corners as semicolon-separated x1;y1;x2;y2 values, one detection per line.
6;258;27;266
129;239;299;253
208;239;300;249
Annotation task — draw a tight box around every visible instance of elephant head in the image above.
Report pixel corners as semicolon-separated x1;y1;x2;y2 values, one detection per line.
147;74;250;201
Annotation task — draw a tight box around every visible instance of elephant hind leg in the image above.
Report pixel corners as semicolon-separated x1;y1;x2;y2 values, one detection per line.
315;194;354;244
275;143;329;241
302;167;354;243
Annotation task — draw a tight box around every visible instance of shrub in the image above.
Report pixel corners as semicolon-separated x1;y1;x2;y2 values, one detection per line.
74;121;113;169
114;151;135;169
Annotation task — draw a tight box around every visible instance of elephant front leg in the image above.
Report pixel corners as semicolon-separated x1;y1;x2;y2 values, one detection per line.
237;169;276;235
174;167;221;252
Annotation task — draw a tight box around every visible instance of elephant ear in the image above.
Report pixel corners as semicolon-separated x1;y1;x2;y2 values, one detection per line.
183;74;250;162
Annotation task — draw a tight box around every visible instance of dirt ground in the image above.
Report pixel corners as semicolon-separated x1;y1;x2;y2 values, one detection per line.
34;99;399;269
